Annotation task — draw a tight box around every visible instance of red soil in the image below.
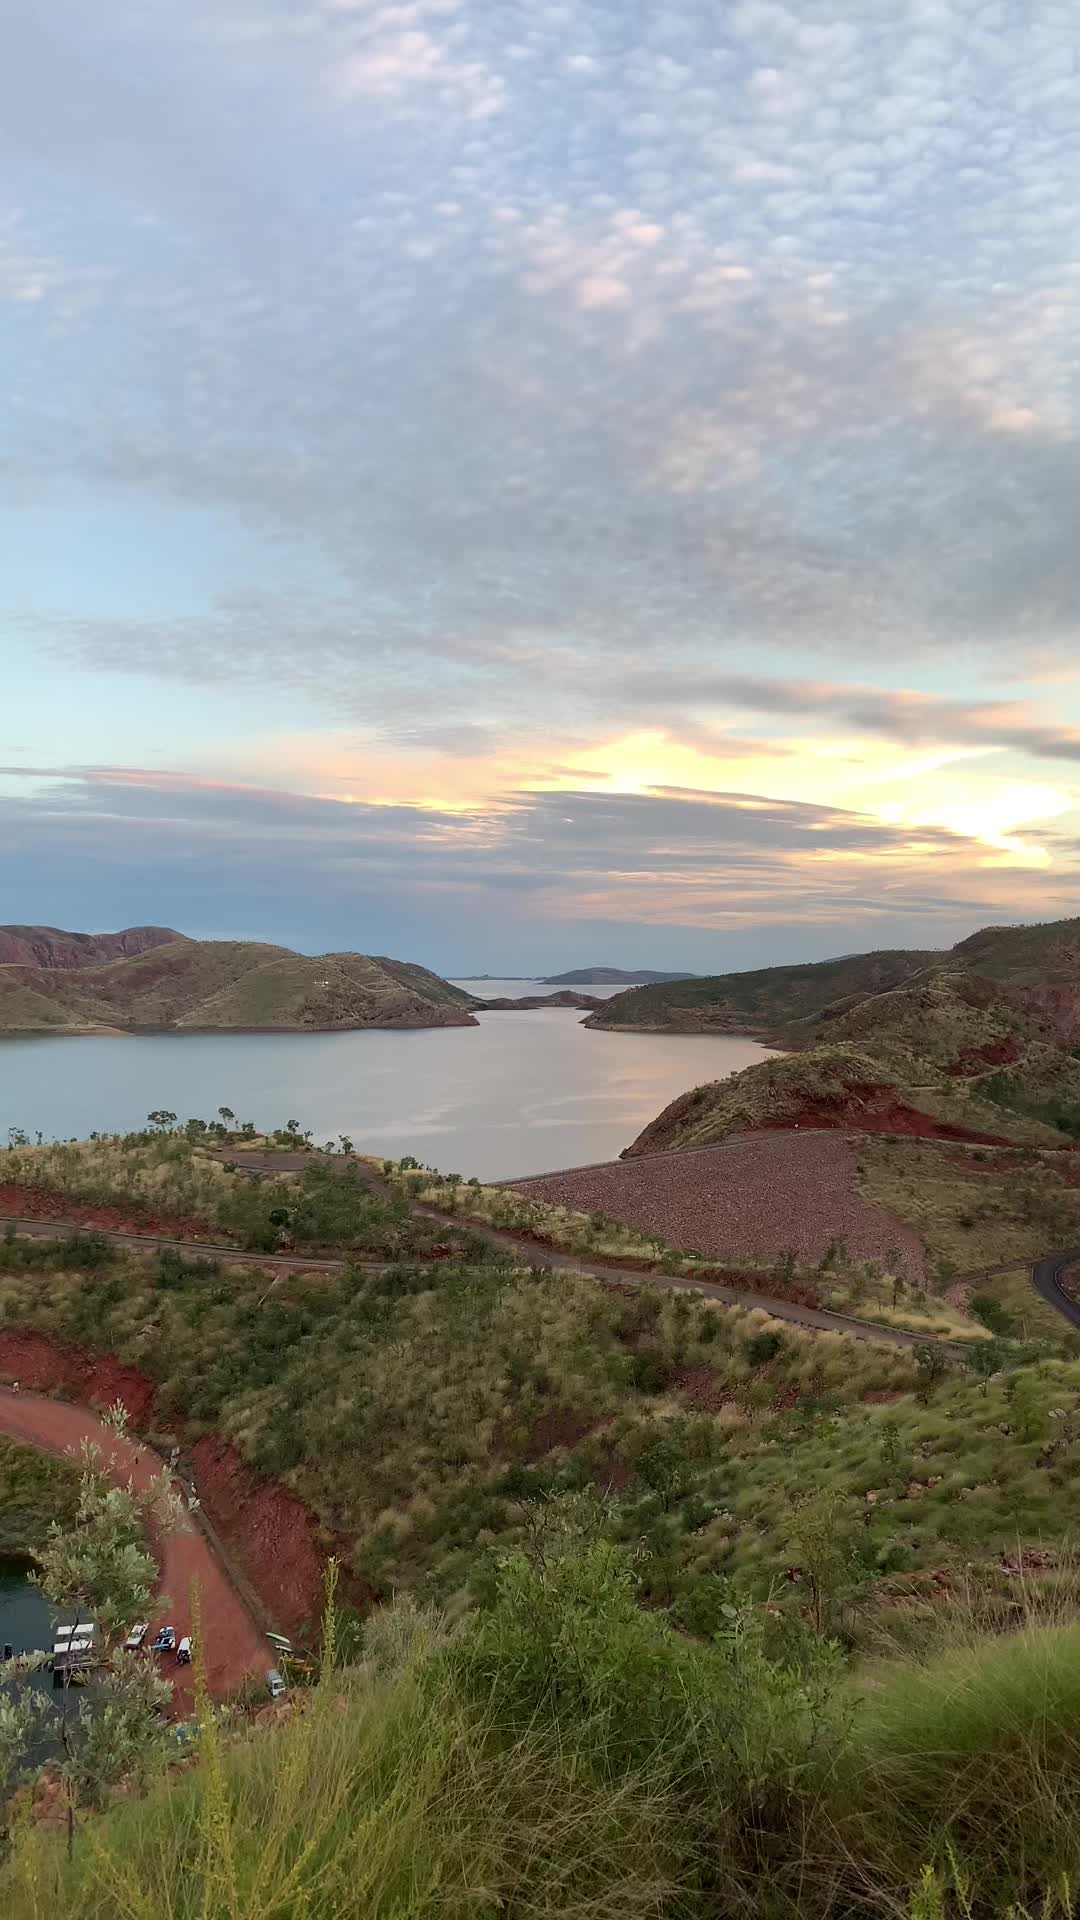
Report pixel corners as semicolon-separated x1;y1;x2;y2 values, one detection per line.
190;1437;373;1638
0;1385;265;1713
946;1034;1026;1077
0;1329;350;1658
747;1093;1013;1146
0;1182;217;1241
0;1330;157;1424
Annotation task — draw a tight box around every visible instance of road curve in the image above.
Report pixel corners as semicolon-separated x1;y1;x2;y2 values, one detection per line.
1032;1247;1080;1331
0;1387;267;1711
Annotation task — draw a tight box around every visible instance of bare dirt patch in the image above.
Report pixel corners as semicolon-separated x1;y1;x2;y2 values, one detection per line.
0;1385;265;1711
746;1094;1012;1146
0;1330;360;1652
0;1331;157;1424
191;1437;374;1637
508;1133;926;1280
0;1181;217;1242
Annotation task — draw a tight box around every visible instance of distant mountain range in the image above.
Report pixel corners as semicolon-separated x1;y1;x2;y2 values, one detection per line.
540;966;698;986
0;927;478;1035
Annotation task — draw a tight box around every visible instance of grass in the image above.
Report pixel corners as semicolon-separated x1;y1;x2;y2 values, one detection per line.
856;1138;1080;1275
9;1544;1080;1919
828;1616;1080;1909
0;1436;79;1556
2;1136;481;1260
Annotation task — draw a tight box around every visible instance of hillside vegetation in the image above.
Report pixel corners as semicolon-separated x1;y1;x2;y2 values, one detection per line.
13;1549;1080;1920
5;1125;1080;1913
620;931;1080;1155
588;912;1080;1054
0;937;478;1035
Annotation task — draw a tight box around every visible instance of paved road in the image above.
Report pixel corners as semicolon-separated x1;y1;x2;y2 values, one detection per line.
0;1197;972;1356
0;1388;267;1710
1032;1247;1080;1330
6;1144;1077;1355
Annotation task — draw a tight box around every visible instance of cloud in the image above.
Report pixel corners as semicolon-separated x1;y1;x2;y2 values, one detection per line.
7;0;1080;681
3;767;1076;947
6;2;1080;954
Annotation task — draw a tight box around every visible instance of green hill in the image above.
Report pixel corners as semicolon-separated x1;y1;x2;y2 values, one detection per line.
0;938;478;1034
585;915;1080;1051
4;1126;1080;1917
584;947;940;1035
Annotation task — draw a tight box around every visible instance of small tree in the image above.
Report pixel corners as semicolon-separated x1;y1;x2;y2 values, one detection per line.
26;1426;188;1849
914;1343;950;1403
218;1106;235;1126
146;1110;177;1132
787;1488;857;1637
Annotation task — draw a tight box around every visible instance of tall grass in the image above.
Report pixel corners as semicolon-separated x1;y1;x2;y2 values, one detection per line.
825;1617;1080;1913
6;1574;685;1920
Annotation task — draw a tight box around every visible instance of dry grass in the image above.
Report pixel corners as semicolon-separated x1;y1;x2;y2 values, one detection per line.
856;1138;1080;1274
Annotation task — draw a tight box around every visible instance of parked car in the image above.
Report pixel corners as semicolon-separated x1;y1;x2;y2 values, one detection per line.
176;1636;192;1666
124;1622;150;1651
266;1668;286;1699
151;1626;176;1653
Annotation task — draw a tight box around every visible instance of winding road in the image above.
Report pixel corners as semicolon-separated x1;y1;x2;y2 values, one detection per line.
0;1388;267;1711
0;1198;1066;1358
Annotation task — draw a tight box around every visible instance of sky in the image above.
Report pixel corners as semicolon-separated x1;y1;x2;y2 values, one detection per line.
4;0;1080;974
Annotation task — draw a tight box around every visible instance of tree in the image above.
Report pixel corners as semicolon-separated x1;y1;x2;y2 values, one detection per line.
146;1110;177;1132
786;1488;858;1636
19;1422;189;1850
966;1341;1003;1394
218;1107;235;1126
914;1343;950;1403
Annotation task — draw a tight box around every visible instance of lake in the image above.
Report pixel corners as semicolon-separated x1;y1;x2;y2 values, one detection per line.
0;983;775;1181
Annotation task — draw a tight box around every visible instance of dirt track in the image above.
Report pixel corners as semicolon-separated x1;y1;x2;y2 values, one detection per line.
0;1388;267;1713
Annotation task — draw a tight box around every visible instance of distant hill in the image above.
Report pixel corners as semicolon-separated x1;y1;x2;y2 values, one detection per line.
616;919;1080;1155
541;966;697;986
585;948;938;1035
0;924;183;969
0;934;478;1035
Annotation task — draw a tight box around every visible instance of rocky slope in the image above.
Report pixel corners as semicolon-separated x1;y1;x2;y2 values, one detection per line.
0;937;478;1034
0;923;183;969
622;1043;1052;1156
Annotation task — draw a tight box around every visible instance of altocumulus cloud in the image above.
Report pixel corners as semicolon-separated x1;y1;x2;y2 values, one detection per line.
5;2;1080;957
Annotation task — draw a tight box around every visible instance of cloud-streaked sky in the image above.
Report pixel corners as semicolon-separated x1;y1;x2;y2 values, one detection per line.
4;0;1080;970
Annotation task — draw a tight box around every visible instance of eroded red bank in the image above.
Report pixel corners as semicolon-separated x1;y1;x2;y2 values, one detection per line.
0;1329;354;1643
0;1182;217;1241
751;1092;1013;1147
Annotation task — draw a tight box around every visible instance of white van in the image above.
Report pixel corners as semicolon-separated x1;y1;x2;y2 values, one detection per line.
266;1668;286;1699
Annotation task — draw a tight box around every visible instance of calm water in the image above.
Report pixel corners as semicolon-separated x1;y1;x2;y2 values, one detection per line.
0;989;774;1180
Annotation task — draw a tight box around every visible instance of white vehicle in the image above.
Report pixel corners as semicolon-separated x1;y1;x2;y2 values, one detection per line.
176;1636;192;1666
151;1626;177;1654
266;1668;286;1699
124;1622;150;1651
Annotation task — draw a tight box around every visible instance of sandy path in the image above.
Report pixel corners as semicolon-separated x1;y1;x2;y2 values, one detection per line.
0;1389;267;1714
